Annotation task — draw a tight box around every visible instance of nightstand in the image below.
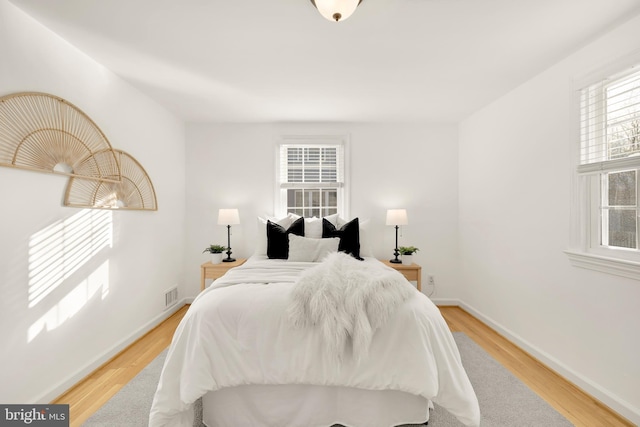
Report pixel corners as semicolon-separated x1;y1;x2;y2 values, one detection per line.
200;259;246;291
380;259;422;292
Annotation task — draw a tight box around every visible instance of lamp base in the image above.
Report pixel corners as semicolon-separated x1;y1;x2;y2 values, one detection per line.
389;259;402;264
223;257;236;263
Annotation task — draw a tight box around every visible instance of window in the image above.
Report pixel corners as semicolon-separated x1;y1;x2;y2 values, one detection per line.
569;63;640;277
276;136;348;218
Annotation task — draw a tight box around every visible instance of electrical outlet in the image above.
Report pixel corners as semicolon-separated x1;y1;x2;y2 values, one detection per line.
428;275;435;286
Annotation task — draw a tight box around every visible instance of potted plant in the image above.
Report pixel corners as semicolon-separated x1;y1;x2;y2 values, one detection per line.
398;246;419;265
203;244;226;264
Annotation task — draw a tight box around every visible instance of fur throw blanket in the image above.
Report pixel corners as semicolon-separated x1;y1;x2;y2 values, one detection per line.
287;252;416;363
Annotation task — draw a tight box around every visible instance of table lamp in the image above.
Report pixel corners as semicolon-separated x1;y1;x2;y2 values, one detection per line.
218;208;240;262
386;209;408;264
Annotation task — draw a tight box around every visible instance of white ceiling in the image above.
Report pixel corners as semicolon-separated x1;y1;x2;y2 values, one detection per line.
8;0;640;123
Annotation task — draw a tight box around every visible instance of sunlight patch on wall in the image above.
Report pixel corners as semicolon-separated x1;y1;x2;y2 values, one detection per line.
27;260;110;343
28;210;112;308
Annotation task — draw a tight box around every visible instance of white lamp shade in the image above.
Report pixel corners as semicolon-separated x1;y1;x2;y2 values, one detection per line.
312;0;361;22
386;209;408;226
217;208;240;225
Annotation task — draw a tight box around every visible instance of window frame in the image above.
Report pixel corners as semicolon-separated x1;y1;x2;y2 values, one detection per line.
567;56;640;280
274;135;350;219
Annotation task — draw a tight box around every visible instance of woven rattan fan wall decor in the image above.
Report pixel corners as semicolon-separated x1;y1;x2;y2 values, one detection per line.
0;92;120;182
64;149;158;211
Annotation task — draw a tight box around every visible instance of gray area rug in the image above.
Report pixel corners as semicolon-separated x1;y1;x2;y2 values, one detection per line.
82;333;573;426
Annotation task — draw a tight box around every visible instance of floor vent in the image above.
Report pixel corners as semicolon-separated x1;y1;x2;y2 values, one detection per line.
164;286;178;309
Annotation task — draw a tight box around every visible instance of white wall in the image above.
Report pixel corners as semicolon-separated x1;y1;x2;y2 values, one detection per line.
459;14;640;424
184;122;459;299
0;0;186;403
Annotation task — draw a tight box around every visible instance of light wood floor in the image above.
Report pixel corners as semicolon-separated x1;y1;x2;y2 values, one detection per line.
53;304;633;427
442;307;632;427
52;306;189;427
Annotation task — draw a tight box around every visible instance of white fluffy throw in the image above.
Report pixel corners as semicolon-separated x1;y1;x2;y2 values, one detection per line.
287;252;416;363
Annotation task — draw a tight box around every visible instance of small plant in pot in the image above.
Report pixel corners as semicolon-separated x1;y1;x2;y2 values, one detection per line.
398;246;419;265
203;244;226;264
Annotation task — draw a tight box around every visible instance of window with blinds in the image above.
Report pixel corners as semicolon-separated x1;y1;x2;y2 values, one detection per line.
579;65;640;250
278;140;346;218
579;67;640;173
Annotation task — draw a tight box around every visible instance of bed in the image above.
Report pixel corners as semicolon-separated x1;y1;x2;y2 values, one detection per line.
149;215;480;427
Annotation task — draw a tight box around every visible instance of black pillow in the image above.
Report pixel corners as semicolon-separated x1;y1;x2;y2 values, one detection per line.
267;217;305;259
322;217;363;260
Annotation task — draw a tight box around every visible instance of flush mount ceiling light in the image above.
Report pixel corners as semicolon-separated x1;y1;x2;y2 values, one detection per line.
310;0;363;22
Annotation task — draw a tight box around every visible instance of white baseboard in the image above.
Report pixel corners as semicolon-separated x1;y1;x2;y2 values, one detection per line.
459;301;640;425
431;297;461;306
36;298;189;404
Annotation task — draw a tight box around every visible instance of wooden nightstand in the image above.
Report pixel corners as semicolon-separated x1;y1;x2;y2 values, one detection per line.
380;259;422;292
200;259;246;291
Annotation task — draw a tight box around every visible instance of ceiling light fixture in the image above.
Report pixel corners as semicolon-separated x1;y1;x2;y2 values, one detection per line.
310;0;363;22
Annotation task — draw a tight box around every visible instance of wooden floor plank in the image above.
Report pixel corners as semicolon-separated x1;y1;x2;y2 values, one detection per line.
52;304;633;427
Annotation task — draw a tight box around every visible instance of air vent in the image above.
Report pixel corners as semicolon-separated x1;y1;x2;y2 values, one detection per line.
164;286;178;309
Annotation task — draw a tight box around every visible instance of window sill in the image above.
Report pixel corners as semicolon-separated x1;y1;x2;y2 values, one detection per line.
564;250;640;280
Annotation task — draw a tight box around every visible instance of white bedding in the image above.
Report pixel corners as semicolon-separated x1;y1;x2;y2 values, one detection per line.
149;256;480;427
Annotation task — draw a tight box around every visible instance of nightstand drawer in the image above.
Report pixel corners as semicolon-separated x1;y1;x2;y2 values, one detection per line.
379;259;422;292
200;259;246;291
398;268;419;283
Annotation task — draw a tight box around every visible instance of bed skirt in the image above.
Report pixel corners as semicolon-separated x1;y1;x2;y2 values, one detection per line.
201;384;430;427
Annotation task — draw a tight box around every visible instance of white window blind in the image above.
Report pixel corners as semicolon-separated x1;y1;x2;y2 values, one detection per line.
279;144;344;188
579;66;640;174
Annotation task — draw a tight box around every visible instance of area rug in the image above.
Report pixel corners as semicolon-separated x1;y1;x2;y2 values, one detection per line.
82;333;573;426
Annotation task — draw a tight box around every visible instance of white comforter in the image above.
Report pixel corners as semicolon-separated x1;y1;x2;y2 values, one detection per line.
149;256;480;427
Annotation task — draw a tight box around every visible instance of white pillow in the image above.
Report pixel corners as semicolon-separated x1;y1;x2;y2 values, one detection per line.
287;234;340;262
290;213;340;238
304;217;322;238
254;214;294;255
358;218;373;257
323;213;340;228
